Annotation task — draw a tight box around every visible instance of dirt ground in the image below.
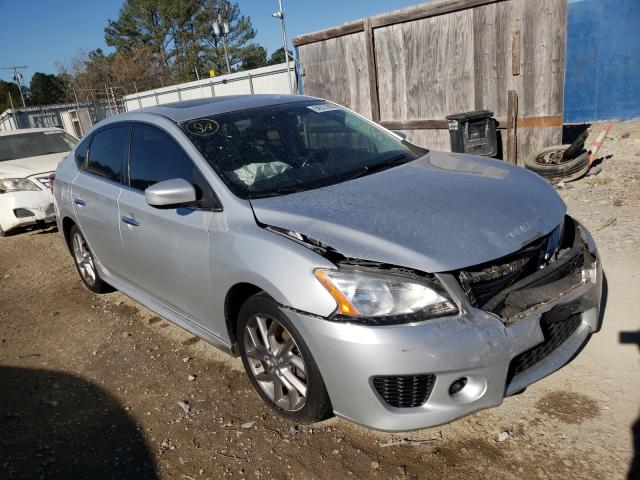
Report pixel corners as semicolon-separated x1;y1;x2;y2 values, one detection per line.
1;121;639;480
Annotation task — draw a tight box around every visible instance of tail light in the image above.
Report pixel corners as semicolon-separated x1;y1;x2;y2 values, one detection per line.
48;173;56;194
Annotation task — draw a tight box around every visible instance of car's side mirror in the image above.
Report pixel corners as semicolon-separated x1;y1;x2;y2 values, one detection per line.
145;178;197;207
391;130;407;140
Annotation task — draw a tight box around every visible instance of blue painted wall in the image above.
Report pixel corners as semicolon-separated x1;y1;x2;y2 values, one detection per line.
564;0;640;122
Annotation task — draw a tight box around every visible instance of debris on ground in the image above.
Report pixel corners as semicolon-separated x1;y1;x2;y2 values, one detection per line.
178;400;191;414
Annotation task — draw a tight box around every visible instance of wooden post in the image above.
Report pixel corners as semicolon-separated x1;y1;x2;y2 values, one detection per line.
507;90;518;165
363;18;380;122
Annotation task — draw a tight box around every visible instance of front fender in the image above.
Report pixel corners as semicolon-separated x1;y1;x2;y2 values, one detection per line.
209;225;339;320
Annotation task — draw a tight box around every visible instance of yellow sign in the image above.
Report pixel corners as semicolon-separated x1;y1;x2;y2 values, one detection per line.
209;69;216;78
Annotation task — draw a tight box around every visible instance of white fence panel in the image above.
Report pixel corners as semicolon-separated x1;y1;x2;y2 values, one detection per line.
124;63;294;111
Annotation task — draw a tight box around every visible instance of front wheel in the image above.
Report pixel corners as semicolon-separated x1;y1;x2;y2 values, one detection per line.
238;293;333;423
69;224;113;293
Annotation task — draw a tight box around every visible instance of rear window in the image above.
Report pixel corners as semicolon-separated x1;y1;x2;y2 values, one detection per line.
0;131;78;161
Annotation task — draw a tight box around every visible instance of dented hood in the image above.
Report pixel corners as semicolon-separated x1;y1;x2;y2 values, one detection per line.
250;151;566;272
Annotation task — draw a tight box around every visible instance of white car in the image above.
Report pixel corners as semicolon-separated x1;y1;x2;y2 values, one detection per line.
0;127;78;236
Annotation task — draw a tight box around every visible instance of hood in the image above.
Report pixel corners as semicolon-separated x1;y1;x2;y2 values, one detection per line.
0;152;68;179
250;151;566;272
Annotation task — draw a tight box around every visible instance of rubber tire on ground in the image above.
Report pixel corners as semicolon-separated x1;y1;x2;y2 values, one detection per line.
237;293;333;423
524;145;590;183
69;224;114;294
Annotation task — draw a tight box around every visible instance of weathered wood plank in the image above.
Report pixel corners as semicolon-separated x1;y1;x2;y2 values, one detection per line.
374;24;408;120
507;89;518;164
511;21;521;76
376;9;475;122
363;18;380;122
381;120;450;130
402;129;453;151
298;32;372;117
370;0;505;29
292;21;364;47
380;114;562;130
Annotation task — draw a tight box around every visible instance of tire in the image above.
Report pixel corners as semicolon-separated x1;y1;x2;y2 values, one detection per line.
237;293;333;423
0;225;6;237
69;224;113;293
524;145;590;183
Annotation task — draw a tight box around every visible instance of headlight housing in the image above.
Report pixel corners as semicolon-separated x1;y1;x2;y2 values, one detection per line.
315;268;458;324
0;178;40;194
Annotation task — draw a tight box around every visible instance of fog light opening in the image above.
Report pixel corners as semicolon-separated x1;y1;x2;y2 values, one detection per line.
448;375;487;403
449;377;468;396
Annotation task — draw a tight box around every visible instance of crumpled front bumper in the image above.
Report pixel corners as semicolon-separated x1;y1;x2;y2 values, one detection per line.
0;190;56;233
285;222;603;432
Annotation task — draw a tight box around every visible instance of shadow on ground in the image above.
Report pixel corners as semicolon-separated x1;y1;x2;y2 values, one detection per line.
0;366;157;479
620;329;640;479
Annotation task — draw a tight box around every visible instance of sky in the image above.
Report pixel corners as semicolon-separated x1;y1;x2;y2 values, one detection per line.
0;0;421;85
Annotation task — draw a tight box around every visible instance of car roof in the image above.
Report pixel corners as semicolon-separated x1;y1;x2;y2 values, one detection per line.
118;94;320;123
0;127;64;137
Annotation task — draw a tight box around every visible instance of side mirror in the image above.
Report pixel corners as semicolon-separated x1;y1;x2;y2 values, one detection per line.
391;130;407;141
145;178;196;207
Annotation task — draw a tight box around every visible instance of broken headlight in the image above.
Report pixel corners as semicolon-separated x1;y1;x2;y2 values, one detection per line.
0;178;40;194
314;268;458;323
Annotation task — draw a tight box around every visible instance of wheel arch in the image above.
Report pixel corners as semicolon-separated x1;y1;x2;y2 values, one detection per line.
62;216;76;251
224;282;263;356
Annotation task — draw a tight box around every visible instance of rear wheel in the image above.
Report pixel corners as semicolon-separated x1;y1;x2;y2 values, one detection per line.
238;293;333;423
69;224;113;293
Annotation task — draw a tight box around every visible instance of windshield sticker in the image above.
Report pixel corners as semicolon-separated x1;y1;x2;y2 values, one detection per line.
307;104;343;113
185;118;220;136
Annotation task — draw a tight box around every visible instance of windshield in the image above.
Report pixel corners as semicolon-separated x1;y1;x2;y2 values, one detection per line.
0;131;78;162
179;101;420;198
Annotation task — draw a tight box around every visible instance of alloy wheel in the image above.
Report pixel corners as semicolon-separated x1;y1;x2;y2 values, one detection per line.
244;313;308;411
72;232;96;286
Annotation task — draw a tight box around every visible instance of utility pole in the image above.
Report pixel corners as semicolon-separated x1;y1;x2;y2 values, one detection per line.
213;15;231;74
272;1;293;94
2;65;28;107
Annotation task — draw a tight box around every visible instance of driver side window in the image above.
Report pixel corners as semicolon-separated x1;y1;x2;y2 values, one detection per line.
128;125;219;210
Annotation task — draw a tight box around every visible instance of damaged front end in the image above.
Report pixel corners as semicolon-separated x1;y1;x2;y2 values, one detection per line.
453;215;597;324
260;215;602;430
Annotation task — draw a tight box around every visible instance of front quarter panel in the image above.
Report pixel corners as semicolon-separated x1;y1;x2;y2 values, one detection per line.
209;221;339;320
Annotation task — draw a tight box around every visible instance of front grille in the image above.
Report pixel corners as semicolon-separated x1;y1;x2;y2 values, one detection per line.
372;374;436;408
507;314;582;382
458;240;546;307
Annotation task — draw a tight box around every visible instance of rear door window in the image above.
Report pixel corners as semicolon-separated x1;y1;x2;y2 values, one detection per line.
86;126;128;183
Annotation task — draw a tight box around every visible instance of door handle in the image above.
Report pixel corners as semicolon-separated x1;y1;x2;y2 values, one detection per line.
73;197;86;206
121;215;141;227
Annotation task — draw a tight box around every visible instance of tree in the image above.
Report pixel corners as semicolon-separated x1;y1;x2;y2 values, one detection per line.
28;73;69;106
267;47;294;66
0;81;22;111
58;46;165;102
104;0;265;80
240;44;268;70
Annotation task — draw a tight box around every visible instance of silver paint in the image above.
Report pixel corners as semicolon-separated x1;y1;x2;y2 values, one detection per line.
53;96;602;432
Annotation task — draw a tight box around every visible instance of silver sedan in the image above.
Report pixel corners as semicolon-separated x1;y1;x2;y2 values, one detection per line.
53;95;603;431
